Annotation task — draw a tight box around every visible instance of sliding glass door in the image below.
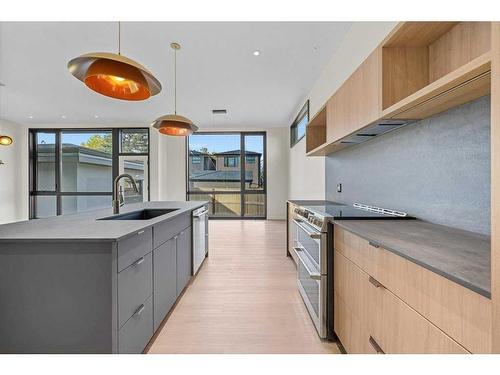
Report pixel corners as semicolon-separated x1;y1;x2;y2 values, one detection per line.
29;128;150;219
187;132;266;219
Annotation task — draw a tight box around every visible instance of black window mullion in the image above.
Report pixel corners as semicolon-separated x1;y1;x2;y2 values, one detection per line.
55;130;62;215
112;128;120;188
240;133;245;217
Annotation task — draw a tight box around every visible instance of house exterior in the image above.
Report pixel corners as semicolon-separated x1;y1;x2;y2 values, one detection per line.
188;149;262;191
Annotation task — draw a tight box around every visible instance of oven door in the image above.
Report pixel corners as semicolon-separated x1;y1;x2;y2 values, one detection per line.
293;218;327;274
293;247;327;338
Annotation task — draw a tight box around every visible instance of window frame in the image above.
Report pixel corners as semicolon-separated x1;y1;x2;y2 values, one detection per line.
186;131;267;220
224;156;238;168
290;100;310;147
28;127;150;219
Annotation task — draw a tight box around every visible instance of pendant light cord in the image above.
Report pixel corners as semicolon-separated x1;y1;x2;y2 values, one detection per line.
118;21;121;55
174;47;177;114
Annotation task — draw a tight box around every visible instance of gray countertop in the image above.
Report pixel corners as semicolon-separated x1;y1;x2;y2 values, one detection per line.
333;220;491;298
0;201;207;242
288;199;334;206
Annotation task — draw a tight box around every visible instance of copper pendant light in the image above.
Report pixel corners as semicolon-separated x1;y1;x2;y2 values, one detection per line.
68;22;161;101
151;43;198;136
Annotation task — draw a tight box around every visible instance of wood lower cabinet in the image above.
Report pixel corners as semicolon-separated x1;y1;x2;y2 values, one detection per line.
334;226;491;353
369;274;468;354
334;233;475;354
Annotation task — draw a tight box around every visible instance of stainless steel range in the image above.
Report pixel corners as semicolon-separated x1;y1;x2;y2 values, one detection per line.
290;201;412;339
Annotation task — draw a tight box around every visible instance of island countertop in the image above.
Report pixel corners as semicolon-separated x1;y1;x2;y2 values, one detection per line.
333;219;491;298
0;201;207;242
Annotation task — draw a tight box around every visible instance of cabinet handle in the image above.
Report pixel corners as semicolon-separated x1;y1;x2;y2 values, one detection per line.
132;256;145;267
137;230;145;235
133;304;145;317
369;276;384;288
369;336;385;354
368;241;380;248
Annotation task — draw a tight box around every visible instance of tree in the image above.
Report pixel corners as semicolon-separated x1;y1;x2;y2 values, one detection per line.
80;131;148;154
81;134;112;154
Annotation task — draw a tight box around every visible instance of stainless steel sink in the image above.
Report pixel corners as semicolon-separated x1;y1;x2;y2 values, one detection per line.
98;208;179;221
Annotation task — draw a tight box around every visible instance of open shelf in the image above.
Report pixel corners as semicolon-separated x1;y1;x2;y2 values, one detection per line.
305;106;327;153
382;22;491;119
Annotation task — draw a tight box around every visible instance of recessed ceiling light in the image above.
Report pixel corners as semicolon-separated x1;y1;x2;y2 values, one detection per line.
253;50;260;56
28;115;34;119
94;115;99;119
61;115;66;119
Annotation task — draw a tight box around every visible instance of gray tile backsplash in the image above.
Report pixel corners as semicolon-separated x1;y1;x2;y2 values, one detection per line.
325;95;491;235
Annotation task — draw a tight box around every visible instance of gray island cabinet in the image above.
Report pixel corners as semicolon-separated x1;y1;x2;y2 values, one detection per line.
0;201;207;353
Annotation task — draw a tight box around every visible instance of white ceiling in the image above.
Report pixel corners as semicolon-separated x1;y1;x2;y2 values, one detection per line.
0;22;352;128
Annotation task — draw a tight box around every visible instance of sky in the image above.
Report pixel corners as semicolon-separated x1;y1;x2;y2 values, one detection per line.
189;134;264;154
37;132;264;154
37;131;110;146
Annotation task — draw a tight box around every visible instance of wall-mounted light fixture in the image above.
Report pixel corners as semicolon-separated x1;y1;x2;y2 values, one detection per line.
0;135;13;146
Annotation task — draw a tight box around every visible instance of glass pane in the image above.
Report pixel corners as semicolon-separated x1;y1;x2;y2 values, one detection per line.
188;134;241;192
61;196;112;215
244;194;266;217
121;129;149;153
35;196;56;218
188;193;241;217
36;132;56;191
244;134;264;191
61;131;112;192
119;155;148;204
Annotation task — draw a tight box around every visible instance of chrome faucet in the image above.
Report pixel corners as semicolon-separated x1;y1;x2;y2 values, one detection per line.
113;173;139;214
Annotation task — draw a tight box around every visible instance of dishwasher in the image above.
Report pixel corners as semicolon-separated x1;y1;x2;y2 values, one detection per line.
192;205;209;275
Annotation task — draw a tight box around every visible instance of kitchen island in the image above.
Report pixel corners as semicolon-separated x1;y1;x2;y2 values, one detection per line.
0;201;208;354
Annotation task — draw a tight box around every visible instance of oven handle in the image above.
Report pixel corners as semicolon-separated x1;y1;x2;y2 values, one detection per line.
292;247;322;280
292;219;322;239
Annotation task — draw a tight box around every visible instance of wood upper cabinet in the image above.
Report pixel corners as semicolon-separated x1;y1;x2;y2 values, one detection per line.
327;48;382;144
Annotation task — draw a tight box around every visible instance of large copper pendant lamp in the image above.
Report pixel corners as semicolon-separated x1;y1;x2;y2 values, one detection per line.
151;43;198;136
67;22;161;101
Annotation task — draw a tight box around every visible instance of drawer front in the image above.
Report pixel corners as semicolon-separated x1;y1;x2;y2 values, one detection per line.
334;226;491;353
117;228;153;272
334;251;376;354
118;296;153;354
153;213;191;249
118;252;153;328
368;276;468;354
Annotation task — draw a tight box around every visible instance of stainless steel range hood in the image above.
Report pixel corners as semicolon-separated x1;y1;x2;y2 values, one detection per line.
339;119;415;145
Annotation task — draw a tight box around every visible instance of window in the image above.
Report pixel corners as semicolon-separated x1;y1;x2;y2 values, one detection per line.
290;100;309;147
187;132;266;218
29;128;150;219
224;156;238;168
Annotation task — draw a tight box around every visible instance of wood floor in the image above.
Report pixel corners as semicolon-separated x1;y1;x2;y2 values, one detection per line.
147;220;341;354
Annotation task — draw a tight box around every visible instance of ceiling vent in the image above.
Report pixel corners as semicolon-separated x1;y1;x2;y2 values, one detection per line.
212;109;227;115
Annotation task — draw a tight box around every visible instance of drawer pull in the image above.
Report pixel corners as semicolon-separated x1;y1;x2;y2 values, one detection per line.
133;304;145;317
369;336;385;354
368;241;380;248
132;256;145;267
137;230;145;235
369;276;384;288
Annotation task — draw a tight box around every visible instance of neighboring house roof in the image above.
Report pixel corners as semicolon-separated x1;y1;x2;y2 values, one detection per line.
37;143;144;171
189;150;212;156
190;170;254;182
213;149;262;156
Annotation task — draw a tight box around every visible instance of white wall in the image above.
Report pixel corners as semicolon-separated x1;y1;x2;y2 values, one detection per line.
0;119;29;224
287;22;397;201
